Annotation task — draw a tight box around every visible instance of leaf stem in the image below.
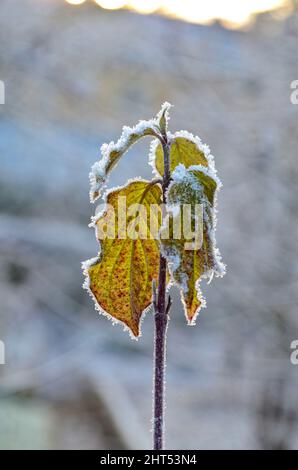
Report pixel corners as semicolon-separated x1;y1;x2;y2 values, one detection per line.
153;134;171;450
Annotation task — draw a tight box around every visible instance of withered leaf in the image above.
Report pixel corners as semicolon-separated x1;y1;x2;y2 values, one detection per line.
84;180;162;337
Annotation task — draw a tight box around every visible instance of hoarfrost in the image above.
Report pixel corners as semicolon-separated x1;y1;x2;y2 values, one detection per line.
148;129;219;179
160;163;225;321
82;249;153;341
173;130;216;172
148;138;161;177
89;102;173;202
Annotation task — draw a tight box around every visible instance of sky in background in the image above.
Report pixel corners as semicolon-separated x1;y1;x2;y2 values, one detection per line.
65;0;290;28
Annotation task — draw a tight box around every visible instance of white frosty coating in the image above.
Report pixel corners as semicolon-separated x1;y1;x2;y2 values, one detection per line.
82;251;155;341
165;163;202;205
89;102;173;203
86;104;226;332
156;101;172;128
148;138;161;177
168;163;225;279
82;257;152;341
160;162;226;323
89;160;108;203
81;256;100;273
89;123;156;203
159;231;207;325
179;272;189;294
172;162;222;190
173;130;216;173
83;176;164;339
148;129;218;178
182;279;207;326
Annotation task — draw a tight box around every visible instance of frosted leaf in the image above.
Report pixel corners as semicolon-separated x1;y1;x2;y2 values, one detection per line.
84;102;226;335
149;130;217;178
89;102;172;202
156;101;172;136
83;178;162;338
160;164;225;324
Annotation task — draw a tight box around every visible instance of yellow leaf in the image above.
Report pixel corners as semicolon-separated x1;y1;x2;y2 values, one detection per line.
84;180;162;337
153;134;209;177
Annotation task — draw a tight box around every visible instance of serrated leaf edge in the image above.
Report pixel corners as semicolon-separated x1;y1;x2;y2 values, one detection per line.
148;130;218;178
89;102;172;203
159;163;226;324
83;176;163;339
82;255;154;340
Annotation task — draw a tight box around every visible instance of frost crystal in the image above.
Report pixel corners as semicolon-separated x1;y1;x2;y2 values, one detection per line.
160;163;225;323
148;129;218;179
85;103;225;334
89;102;172;202
173;130;216;171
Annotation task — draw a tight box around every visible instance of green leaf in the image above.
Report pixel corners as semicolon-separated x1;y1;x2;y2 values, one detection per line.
156;101;172;137
160;166;224;323
152;132;209;177
83;180;162;337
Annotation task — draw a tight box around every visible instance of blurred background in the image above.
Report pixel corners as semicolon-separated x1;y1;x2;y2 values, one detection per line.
1;0;298;450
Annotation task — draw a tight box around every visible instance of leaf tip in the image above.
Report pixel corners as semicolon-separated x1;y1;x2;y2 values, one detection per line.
156;101;173;135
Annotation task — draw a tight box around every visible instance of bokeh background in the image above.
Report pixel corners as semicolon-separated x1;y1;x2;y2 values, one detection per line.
1;0;298;450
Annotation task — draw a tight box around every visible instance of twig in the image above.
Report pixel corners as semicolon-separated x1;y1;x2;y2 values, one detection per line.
152;134;171;450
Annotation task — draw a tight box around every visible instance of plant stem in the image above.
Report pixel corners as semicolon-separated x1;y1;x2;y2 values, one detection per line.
153;136;171;450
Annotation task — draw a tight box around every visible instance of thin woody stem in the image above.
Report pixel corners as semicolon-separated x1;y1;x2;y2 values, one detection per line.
153;133;171;450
